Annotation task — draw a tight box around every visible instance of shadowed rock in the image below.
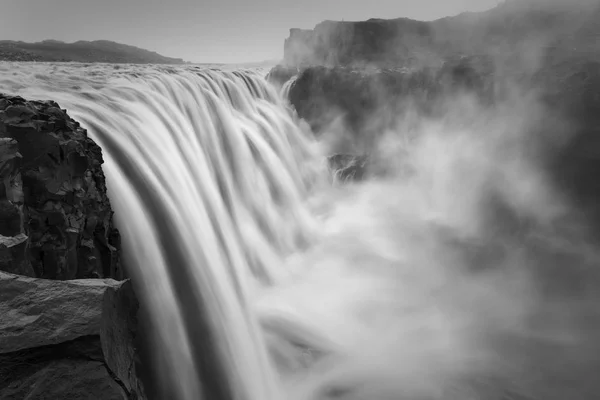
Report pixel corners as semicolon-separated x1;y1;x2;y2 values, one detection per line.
0;272;146;399
265;64;300;88
286;59;491;146
0;270;121;354
101;279;147;399
0;94;121;280
0;336;126;400
0;94;140;398
328;154;369;182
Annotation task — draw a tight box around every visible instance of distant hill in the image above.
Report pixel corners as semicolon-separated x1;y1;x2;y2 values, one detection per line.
0;39;186;64
282;0;600;68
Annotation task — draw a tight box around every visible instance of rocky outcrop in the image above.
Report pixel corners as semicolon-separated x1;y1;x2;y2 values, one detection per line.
282;1;600;68
0;94;121;280
284;19;434;68
265;64;300;87
328;154;368;182
0;272;146;399
286;59;492;144
0;271;120;353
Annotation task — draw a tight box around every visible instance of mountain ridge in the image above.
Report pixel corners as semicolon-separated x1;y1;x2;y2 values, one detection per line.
0;39;186;64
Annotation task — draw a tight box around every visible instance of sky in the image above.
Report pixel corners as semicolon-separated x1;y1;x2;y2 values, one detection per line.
0;0;500;64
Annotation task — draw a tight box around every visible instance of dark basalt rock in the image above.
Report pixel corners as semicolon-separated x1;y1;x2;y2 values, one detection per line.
0;272;148;399
0;336;126;400
286;58;492;144
265;64;299;87
0;272;135;399
0;94;121;280
534;59;600;241
328;154;369;182
0;270;121;353
101;279;147;399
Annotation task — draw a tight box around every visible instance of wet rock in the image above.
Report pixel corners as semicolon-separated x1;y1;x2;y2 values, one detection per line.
328;154;368;182
0;270;121;353
0;94;121;279
265;64;299;87
101;279;147;399
286;64;488;143
0;336;126;400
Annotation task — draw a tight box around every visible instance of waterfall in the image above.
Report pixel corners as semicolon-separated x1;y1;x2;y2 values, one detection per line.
1;64;326;400
3;62;600;400
72;69;317;400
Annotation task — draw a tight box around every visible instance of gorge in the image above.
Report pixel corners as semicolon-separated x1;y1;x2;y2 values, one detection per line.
2;0;600;399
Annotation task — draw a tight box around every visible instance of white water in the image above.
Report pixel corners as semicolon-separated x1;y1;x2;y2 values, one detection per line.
280;75;298;100
2;62;600;400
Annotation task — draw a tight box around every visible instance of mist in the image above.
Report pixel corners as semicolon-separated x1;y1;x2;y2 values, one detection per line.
1;0;599;397
260;22;600;396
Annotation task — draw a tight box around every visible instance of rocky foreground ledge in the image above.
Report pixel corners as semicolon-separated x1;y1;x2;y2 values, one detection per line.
0;94;144;398
0;272;145;399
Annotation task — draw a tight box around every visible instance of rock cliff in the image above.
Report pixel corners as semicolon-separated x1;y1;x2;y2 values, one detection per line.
286;57;493;150
284;18;434;68
282;0;600;68
273;0;600;185
0;94;121;280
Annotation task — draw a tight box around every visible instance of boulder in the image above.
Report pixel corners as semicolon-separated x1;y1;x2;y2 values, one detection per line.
0;94;121;279
0;272;147;399
0;270;121;354
0;336;126;400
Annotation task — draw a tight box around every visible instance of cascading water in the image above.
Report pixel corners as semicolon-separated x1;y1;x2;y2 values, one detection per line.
280;75;298;100
3;62;600;400
1;63;324;400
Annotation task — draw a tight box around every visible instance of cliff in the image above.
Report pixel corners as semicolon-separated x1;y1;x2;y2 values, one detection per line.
282;0;600;68
284;18;434;68
0;40;186;64
286;57;493;149
0;94;121;280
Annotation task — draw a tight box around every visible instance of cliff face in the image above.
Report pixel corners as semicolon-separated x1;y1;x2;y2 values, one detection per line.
284;19;434;68
287;58;492;151
282;0;600;68
0;94;121;280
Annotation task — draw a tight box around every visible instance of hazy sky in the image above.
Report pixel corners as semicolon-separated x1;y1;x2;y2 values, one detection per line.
0;0;499;64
